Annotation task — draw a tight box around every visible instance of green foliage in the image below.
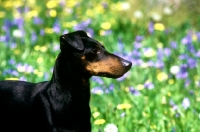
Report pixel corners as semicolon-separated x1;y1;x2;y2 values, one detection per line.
0;0;200;131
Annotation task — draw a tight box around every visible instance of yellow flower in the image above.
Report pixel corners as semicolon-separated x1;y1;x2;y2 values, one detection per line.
0;11;5;18
94;119;106;125
66;0;77;7
154;23;165;31
40;46;48;52
117;103;131;110
2;1;13;8
92;112;100;118
143;48;156;58
192;34;198;42
157;72;168;81
34;45;40;51
14;49;20;55
161;96;167;104
168;79;174;84
45;28;53;34
26;10;38;18
101;22;111;30
136;84;144;90
37;57;44;63
5;78;19;80
46;1;58;9
86;9;94;17
49;10;57;17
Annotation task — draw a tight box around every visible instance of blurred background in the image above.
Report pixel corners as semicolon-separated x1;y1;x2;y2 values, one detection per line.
0;0;200;131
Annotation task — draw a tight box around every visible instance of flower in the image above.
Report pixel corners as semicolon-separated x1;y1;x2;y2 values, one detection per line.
182;98;190;109
144;81;154;90
117;103;131;110
154;23;165;31
94;119;106;125
91;86;104;95
104;123;118;132
143;48;156;58
92;112;100;118
170;65;180;75
163;7;173;15
129;87;140;96
101;22;111;30
148;22;154;34
157;72;168;81
134;10;143;19
12;29;23;38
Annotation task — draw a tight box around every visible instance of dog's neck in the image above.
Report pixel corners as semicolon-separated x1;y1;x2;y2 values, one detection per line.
51;52;90;89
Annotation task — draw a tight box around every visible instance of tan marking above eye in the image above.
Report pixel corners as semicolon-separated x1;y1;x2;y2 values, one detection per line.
81;55;86;60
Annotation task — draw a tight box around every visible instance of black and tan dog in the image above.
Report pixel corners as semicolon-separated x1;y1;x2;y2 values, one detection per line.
0;30;132;132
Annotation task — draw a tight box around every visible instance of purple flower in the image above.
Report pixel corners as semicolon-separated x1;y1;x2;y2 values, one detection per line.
196;32;200;41
164;48;171;56
8;59;16;65
117;72;130;81
31;32;37;42
133;41;142;49
148;22;154;34
184;79;191;87
181;35;192;45
53;21;61;33
91;86;104;95
13;18;24;30
0;35;6;42
33;17;43;25
144;81;154;90
176;64;188;79
10;42;17;49
117;38;124;51
109;84;114;91
187;58;197;69
196;50;200;57
74;19;92;30
39;30;44;36
170;41;177;49
92;76;104;85
129;87;140;96
19;77;27;81
179;54;188;60
135;35;144;42
182;98;190;109
155;60;164;68
86;28;94;37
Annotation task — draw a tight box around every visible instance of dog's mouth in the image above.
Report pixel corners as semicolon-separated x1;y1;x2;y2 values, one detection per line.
95;64;132;79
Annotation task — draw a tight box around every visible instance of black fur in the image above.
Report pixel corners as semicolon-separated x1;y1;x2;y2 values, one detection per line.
0;30;132;132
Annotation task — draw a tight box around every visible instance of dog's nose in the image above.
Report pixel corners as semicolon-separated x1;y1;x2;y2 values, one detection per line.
121;59;132;68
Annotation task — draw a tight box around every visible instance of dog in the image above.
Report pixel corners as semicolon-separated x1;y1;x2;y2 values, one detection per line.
0;30;132;132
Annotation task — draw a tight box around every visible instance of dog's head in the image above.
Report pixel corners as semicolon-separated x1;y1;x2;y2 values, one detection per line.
60;30;132;78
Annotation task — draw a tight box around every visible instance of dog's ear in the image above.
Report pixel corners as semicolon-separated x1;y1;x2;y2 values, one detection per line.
60;31;87;51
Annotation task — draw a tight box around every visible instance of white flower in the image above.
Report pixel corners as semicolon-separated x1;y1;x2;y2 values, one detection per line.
134;10;143;19
104;123;118;132
151;12;162;22
163;7;173;15
12;29;23;38
121;2;130;10
170;65;180;75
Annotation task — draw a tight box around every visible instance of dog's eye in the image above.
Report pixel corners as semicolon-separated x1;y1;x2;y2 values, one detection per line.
91;49;100;54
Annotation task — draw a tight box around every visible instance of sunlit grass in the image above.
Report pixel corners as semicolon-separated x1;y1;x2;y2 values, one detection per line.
0;0;200;131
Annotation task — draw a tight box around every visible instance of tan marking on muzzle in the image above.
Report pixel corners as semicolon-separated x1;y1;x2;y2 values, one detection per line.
85;57;125;76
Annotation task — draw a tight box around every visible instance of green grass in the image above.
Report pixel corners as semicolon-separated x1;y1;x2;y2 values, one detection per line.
0;0;200;131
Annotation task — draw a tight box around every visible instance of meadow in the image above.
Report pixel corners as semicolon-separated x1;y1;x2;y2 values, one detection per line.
0;0;200;131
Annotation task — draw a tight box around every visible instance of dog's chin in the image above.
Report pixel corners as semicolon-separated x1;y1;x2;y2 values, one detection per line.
95;73;126;79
